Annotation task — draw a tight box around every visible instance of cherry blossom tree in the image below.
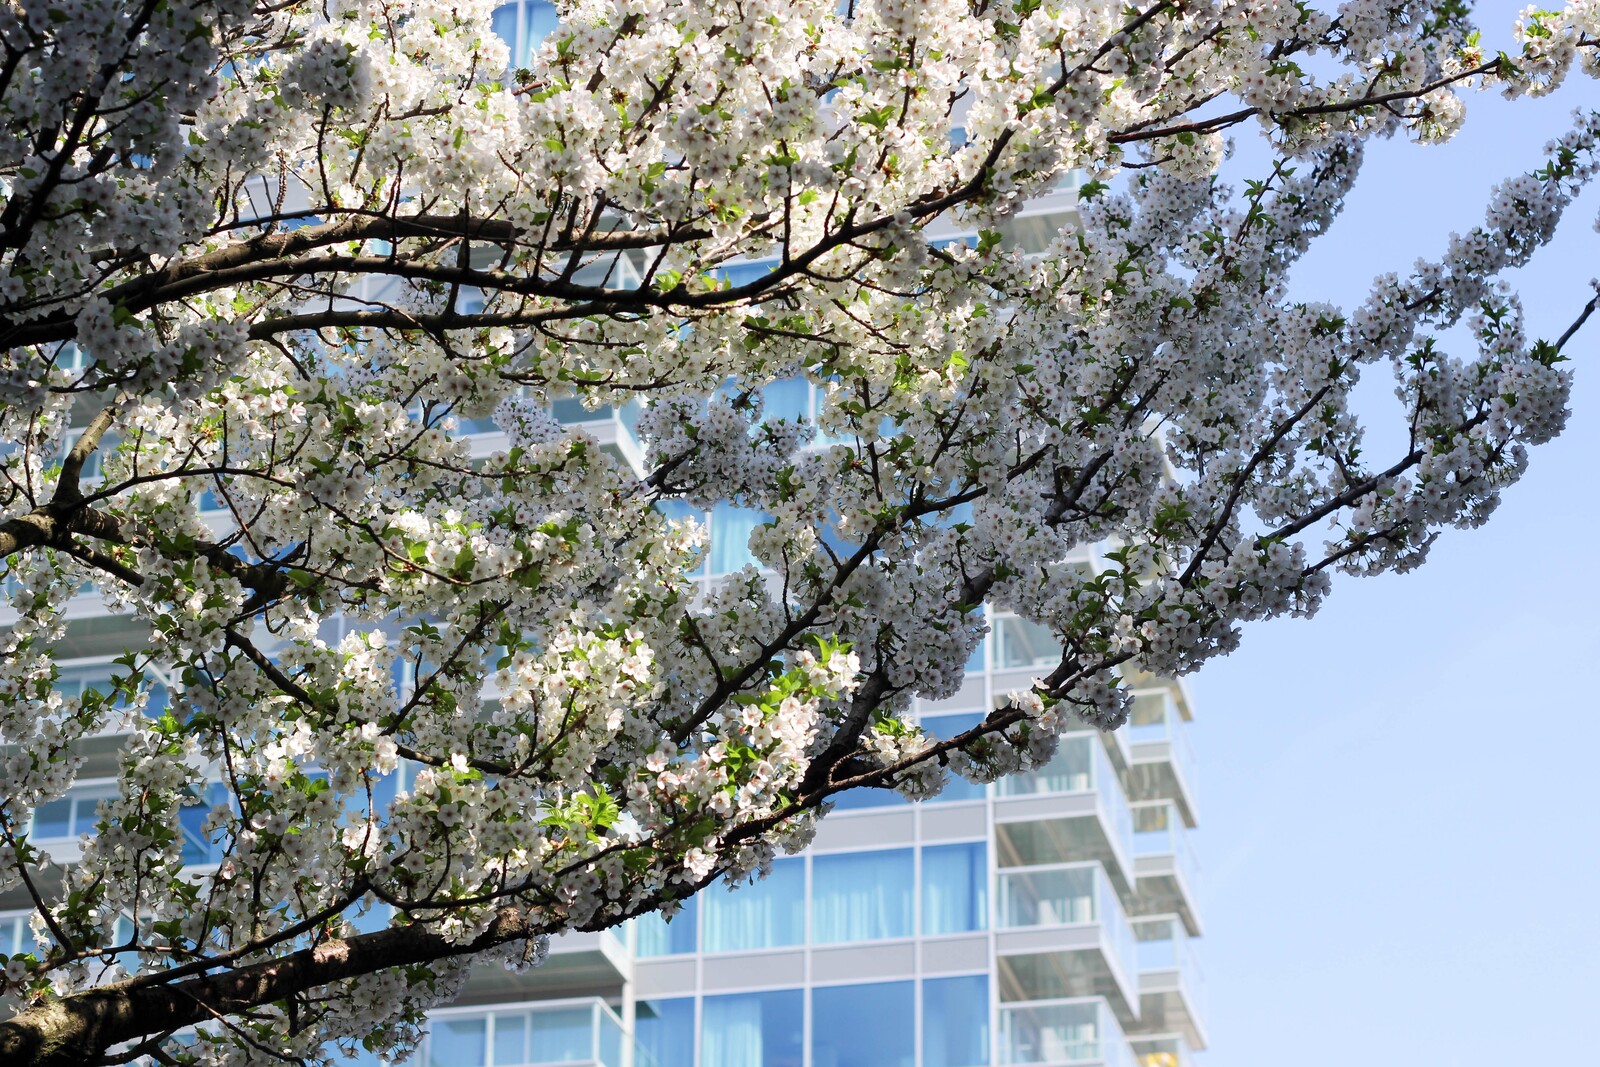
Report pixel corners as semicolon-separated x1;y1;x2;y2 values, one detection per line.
0;0;1596;1063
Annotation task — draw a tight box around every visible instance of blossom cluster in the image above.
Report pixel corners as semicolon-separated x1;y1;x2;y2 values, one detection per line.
0;0;1596;1062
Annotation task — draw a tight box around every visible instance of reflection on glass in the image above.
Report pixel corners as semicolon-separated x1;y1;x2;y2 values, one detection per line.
701;989;802;1067
424;1004;621;1067
527;1007;591;1063
636;998;694;1067
923;975;990;1067
811;850;912;943
993;615;1059;669
921;712;985;802
708;503;771;574
428;1017;486;1067
29;785;117;841
830;784;907;811
702;859;804;952
761;378;809;423
922;842;987;935
633;897;697;957
0;912;43;958
490;1;560;66
812;981;914;1067
998;1000;1130;1066
997;734;1091;796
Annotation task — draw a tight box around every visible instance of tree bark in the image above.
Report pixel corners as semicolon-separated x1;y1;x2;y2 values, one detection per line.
0;908;537;1067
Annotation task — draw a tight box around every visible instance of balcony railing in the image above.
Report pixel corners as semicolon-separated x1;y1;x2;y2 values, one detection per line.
998;998;1135;1067
1135;919;1206;1015
997;862;1138;993
1124;690;1198;821
1131;917;1208;1049
996;733;1135;878
1132;803;1198;897
422;998;625;1067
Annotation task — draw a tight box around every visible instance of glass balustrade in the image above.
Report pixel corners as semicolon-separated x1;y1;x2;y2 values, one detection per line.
997;863;1137;988
996;734;1135;868
998;999;1134;1067
29;781;118;844
50;660;169;719
424;999;625;1067
1131;802;1198;893
1125;691;1198;805
1134;918;1208;1019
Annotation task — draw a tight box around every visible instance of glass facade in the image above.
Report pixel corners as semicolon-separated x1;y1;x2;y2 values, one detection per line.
812;850;913;942
702;859;805;952
422;1002;625;1067
812;982;914;1067
922;842;987;935
702;990;803;1067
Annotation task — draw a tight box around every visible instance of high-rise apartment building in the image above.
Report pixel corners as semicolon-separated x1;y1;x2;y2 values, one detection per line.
1;6;1209;1066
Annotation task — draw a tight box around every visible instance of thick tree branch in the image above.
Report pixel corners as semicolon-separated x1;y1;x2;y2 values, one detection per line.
0;909;542;1067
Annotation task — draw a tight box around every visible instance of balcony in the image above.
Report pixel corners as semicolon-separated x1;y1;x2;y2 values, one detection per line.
995;734;1136;895
456;928;632;1004
455;396;645;474
1129;918;1208;1051
1128;802;1201;936
995;862;1140;1021
998;998;1135;1067
1123;690;1198;826
422;998;625;1067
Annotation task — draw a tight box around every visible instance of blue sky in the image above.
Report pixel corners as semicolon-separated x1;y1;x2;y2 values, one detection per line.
1190;7;1600;1064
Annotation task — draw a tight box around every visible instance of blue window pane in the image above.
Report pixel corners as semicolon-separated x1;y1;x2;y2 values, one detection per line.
144;682;169;720
492;2;559;66
428;1017;486;1067
655;498;701;525
702;989;802;1067
702;859;804;952
636;998;694;1067
635;897;697;956
923;975;990;1067
708;503;770;574
31;799;73;840
994;615;1060;669
526;1;558;48
922;842;988;935
493;1013;525;1065
600;1012;623;1067
812;982;914;1067
716;260;777;288
811;850;913;943
529;1008;592;1063
922;713;985;803
551;397;612;424
762;378;809;423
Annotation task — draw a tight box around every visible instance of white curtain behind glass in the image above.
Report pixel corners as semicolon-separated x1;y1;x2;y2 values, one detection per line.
702;996;764;1067
702;859;804;951
922;843;987;935
812;850;913;942
709;503;768;574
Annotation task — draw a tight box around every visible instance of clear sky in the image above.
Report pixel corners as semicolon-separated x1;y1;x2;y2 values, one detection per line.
1189;6;1600;1064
